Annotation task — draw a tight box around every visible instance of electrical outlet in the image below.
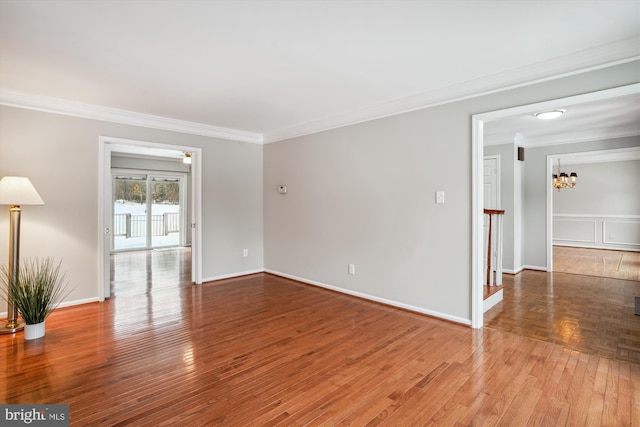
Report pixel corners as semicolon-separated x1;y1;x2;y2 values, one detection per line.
243;249;249;257
609;233;615;240
348;264;356;275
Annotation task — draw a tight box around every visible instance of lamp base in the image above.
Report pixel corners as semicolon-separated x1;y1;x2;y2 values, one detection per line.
0;319;25;334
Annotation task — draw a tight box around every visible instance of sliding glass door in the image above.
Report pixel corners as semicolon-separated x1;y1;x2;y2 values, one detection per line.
113;175;147;251
150;176;181;248
112;172;186;252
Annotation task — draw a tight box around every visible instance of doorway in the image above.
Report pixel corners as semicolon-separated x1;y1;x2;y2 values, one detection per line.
471;83;639;328
483;155;501;287
98;137;203;301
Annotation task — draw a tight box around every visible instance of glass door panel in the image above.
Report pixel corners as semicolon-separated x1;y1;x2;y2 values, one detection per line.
113;175;148;251
151;176;181;248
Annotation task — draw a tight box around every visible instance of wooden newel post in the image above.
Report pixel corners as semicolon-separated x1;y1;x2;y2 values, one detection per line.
484;209;505;286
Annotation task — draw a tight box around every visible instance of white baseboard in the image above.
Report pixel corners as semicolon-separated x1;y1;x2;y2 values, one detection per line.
0;296;100;318
483;289;503;313
202;268;265;283
522;265;548;272
59;297;100;308
502;266;525;275
265;269;471;326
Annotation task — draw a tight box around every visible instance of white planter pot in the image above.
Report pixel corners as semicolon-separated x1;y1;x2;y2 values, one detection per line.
24;321;45;340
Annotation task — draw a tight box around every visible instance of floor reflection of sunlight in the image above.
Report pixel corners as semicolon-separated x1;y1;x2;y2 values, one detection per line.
113;288;184;337
182;345;195;373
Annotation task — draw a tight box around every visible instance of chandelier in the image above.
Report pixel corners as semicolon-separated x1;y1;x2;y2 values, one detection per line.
552;159;577;191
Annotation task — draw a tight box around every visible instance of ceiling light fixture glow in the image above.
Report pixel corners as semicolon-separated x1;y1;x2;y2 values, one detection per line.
535;109;565;120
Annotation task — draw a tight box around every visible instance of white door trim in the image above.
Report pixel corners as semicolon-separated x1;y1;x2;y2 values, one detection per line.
470;83;639;329
98;136;203;301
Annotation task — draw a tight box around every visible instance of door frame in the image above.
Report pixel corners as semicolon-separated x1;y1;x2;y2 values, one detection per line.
471;83;639;328
98;136;203;301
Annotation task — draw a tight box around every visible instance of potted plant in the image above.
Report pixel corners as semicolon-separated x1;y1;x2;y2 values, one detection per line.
1;257;71;340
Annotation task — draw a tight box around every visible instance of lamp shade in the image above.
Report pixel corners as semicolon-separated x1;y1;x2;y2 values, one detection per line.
0;176;45;205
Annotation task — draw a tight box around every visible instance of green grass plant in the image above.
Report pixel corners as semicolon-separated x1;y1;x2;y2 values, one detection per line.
1;257;71;325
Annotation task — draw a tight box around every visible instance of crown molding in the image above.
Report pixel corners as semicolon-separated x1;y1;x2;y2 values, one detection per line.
0;90;264;144
263;38;640;143
555;146;640;165
485;125;640;148
1;39;637;146
523;126;640;148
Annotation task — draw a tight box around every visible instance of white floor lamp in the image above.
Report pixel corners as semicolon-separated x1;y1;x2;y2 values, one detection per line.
0;176;45;334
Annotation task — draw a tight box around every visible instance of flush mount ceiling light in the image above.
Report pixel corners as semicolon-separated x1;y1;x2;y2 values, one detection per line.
535;109;565;120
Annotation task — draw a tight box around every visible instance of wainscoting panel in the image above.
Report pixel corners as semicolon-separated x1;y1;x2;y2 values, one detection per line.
553;218;596;243
553;214;640;251
603;220;640;246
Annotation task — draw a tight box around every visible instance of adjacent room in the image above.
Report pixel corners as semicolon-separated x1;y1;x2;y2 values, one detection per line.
482;95;640;364
0;1;638;425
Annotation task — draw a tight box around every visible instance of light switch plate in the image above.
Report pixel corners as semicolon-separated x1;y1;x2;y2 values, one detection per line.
436;191;445;204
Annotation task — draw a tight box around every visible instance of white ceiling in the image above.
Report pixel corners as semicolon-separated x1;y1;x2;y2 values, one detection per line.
484;92;640;147
1;0;639;143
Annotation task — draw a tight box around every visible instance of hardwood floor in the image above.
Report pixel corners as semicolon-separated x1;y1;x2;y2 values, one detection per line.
553;246;640;281
485;270;640;365
485;246;640;365
110;247;192;295
1;251;639;425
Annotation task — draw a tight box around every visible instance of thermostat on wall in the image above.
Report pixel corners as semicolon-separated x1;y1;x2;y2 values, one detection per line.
278;185;288;194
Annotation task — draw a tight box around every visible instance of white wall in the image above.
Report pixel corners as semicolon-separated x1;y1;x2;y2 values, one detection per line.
0;106;264;305
553;158;640;251
264;61;640;324
553;159;639;215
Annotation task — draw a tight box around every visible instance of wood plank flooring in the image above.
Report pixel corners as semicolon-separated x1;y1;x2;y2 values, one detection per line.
110;247;192;295
1;249;639;425
553;246;640;281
